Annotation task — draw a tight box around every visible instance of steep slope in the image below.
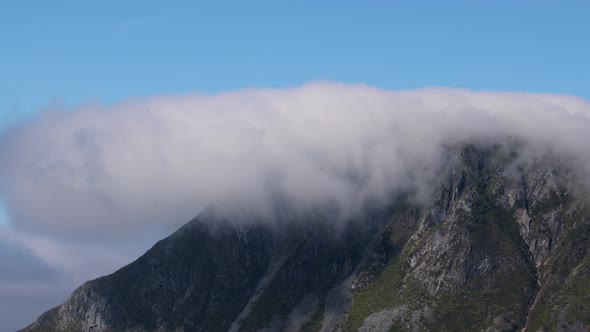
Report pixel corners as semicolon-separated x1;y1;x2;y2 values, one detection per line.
21;208;390;332
346;145;590;331
22;144;590;332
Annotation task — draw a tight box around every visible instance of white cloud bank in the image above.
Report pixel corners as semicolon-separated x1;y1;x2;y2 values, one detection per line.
1;82;590;237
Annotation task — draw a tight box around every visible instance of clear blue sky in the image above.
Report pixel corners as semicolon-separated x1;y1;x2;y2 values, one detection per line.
1;1;588;115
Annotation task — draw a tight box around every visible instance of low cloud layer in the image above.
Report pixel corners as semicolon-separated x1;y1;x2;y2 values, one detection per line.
0;234;60;282
0;225;162;330
1;82;590;237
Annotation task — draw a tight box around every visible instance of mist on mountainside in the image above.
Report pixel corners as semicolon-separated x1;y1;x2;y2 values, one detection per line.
2;83;590;238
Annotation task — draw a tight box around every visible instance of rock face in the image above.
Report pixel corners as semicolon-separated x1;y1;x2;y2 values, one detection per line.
22;144;590;331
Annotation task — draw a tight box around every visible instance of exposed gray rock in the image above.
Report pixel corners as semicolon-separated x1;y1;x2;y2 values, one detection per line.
284;295;320;332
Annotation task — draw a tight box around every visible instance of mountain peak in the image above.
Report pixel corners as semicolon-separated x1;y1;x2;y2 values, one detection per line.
22;144;590;331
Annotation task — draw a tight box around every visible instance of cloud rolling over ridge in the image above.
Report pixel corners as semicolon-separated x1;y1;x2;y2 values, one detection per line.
1;82;590;236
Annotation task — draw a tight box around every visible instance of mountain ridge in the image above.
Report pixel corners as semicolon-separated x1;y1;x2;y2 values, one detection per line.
22;143;590;331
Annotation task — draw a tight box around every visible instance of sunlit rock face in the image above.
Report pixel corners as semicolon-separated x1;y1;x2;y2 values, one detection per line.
21;143;590;331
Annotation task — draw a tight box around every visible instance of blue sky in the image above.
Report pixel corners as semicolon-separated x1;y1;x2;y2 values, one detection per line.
1;1;589;116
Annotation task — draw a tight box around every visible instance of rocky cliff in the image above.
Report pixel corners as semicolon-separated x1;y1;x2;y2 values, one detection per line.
22;144;590;331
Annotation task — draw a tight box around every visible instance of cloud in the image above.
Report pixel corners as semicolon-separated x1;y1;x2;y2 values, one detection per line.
3;82;590;330
0;224;162;330
0;231;67;331
1;82;590;237
0;232;60;282
0;224;160;283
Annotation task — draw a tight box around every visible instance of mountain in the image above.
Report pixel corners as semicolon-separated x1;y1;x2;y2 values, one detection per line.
21;144;590;332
